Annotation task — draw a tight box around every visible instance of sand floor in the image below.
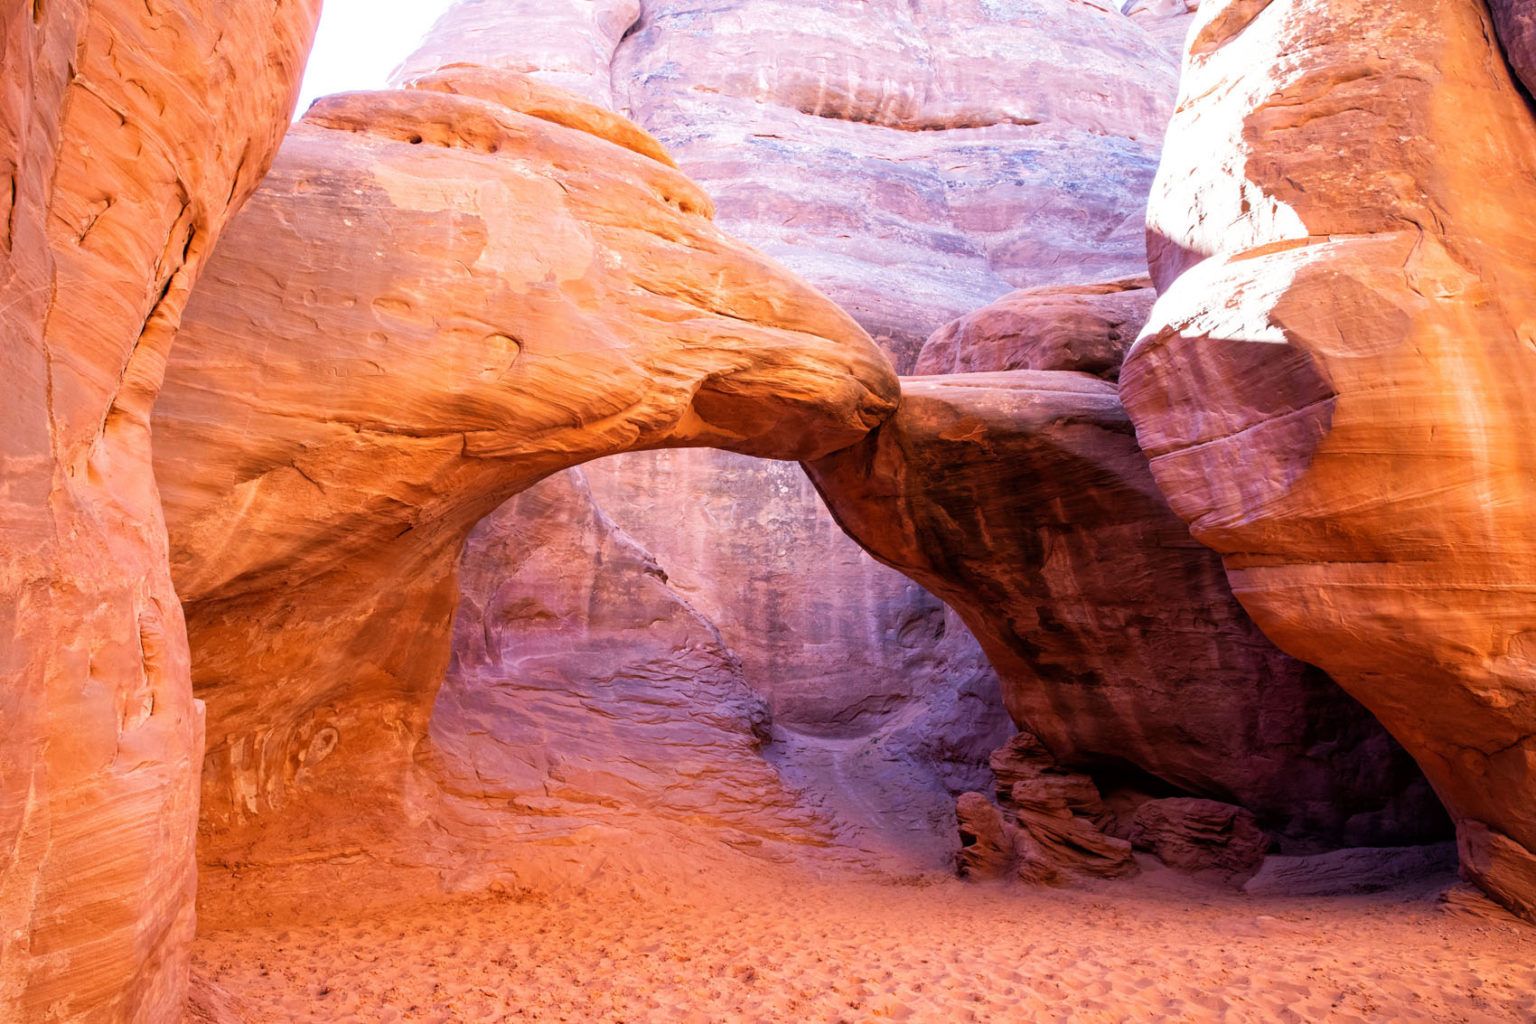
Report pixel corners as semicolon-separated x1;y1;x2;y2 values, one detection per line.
191;860;1536;1023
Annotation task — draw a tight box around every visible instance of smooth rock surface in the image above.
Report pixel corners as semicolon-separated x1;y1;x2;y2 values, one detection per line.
1118;0;1536;916
0;2;317;1020
914;278;1156;380
156;71;896;873
1122;0;1200;54
1243;844;1460;898
808;372;1446;849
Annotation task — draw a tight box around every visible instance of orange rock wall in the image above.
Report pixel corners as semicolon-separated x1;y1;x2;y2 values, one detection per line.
1119;0;1536;915
0;2;317;1020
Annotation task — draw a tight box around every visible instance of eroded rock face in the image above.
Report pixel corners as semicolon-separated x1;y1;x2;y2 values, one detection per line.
914;278;1156;380
1117;0;1536;916
989;732;1137;884
155;71;897;869
1491;0;1536;96
1122;0;1200;54
0;2;317;1019
581;450;989;735
807;372;1446;850
1128;798;1268;879
399;0;1179;370
435;465;1013;873
431;468;834;854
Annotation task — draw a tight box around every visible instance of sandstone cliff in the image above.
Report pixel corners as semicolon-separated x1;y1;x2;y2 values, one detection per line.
1119;0;1536;916
0;3;317;1020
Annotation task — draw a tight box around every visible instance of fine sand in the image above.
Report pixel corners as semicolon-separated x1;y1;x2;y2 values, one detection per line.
191;858;1536;1023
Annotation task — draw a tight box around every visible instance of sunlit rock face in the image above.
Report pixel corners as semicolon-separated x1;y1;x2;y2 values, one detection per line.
0;2;317;1019
1118;0;1536;917
807;372;1448;850
155;71;897;878
399;0;1179;368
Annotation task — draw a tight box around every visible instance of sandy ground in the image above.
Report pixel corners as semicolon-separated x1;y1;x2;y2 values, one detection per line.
191;858;1536;1023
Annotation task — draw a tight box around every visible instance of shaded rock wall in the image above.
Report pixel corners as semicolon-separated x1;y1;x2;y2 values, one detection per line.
808;372;1447;849
0;2;317;1019
1119;0;1536;915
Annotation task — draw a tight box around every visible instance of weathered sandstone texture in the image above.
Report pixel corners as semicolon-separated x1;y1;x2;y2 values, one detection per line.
429;468;835;864
0;2;317;1020
1118;0;1536;916
808;372;1446;850
155;71;897;871
399;0;1179;370
1491;0;1536;96
986;732;1137;884
914;278;1156;380
1127;798;1268;879
433;466;1012;875
1122;0;1200;54
581;451;1000;739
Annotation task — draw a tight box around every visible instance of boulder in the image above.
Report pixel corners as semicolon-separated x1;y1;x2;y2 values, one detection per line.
956;792;1018;881
1118;0;1536;916
0;1;317;1018
1491;0;1536;97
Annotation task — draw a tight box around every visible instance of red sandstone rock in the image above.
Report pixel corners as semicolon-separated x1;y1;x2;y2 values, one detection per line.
1117;0;1536;917
957;740;1138;887
1128;798;1269;879
154;71;896;872
0;2;317;1019
400;0;1179;369
807;372;1445;850
381;4;1180;859
955;792;1018;881
1491;0;1536;96
914;278;1156;380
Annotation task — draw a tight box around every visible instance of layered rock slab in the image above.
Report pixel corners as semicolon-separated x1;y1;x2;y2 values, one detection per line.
807;372;1444;849
1118;0;1536;915
0;2;317;1020
155;72;897;872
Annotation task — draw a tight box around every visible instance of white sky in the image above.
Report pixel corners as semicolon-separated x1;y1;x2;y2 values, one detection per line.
295;0;459;115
